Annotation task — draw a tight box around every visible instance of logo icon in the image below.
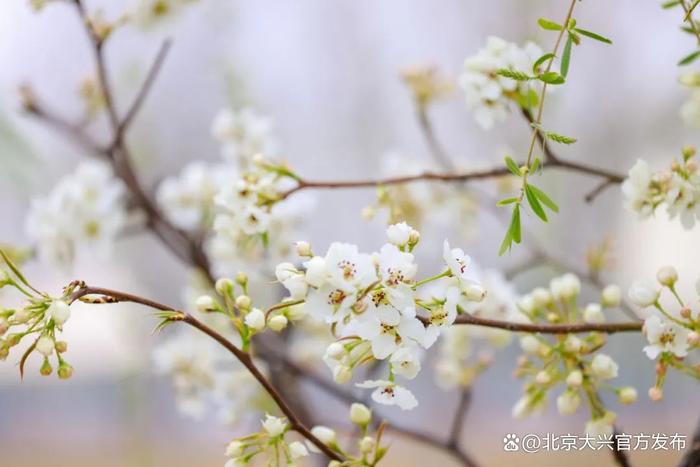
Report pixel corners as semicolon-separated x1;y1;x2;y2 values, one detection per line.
503;433;520;452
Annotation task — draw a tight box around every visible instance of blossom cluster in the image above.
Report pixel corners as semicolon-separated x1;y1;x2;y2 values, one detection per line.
460;36;543;129
223;414;308;467
628;266;700;400
273;223;487;410
622;148;700;229
25;160;133;267
511;274;636;436
0;255;75;380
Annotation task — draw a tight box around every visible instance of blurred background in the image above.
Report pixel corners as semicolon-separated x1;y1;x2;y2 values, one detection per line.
0;0;698;465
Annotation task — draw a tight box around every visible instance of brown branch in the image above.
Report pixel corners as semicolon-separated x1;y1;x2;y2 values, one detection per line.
67;285;342;462
678;415;700;467
449;312;642;334
612;429;633;467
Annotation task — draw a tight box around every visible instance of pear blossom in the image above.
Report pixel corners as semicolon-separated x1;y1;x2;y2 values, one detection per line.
389;346;422;379
261;414;287;437
47;300;71;326
211;107;277;165
628;281;660;308
556;391;581;415
460;36;543;129
591;354;619;380
354;306;425;359
642;315;690;359
386;222;413;246
356;379;418;410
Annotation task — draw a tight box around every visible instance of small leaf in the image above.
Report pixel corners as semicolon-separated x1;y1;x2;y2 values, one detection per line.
538;18;562;31
545;131;577;144
532;53;555;74
528;184;559;212
530;157;541;174
504;156;521;176
661;0;681;8
538;71;566;85
510;205;522;243
525;185;548;222
516;88;539;109
496;68;532;81
573;27;613;44
561;34;573;77
497;197;519;206
678;50;700;66
19;341;36;381
0;248;34;292
498;229;512;256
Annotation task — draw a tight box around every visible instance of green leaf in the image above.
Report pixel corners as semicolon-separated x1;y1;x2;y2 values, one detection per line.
516;88;539;110
497;197;519;206
510;205;522;243
532;53;555;74
545;131;577;144
661;0;681;8
538;18;563;31
561;34;573;78
528;184;559;212
0;248;33;292
504;156;521;176
538;71;566;85
525;184;548;222
678;50;700;66
498;229;512;256
530;157;541;174
496;68;532;81
573;27;613;44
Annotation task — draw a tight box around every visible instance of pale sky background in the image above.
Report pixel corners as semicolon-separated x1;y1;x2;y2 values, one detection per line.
0;0;698;466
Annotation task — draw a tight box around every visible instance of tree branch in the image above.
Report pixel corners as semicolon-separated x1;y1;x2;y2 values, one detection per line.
678;415;700;467
450;312;642;334
67;285;343;462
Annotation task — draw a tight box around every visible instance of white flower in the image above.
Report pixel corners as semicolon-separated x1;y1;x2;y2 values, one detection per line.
48;300;71;326
591;354;618;380
642;315;690;359
310;426;336;444
35;336;55;356
211;107;277;164
460;36;543;129
196;295;215;313
244;308;266;331
566;370;583;387
585;412;616;437
225;441;244;458
25;160;131;267
628;281;660;308
556;391;581;415
324;243;377;292
601;285;622;308
656;266;678;287
349;403;372;425
261;414;286;437
386;222;413;246
583;303;605;324
389;346;422;379
442;240;482;293
289;441;308;459
355;307;426;359
622;159;654;218
275;263;308;300
356;379;418;410
550;273;580;301
303;256;327;288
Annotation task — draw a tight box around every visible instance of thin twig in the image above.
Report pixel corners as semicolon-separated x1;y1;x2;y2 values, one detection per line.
449;312;641;333
67;285;343;462
678;415;700;467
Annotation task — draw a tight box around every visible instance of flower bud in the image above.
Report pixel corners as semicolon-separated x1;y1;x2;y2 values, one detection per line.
566;370;583;387
680;307;692;319
286;304;306;321
295;241;312;257
289;441;308;459
35;336;55;357
267;315;288;332
648;386;663;401
244;308;265;331
235;295;251;311
519;335;540;355
687;331;700;346
656;266;678;287
350;403;371;426
332;365;352;384
54;341;68;353
618;387;638;404
682;145;697;160
262;415;287;437
464;283;486;302
564;335;582;353
326;342;346;359
225;440;244;458
215;278;234;296
556;391;581;415
13;308;31;324
195;295;215;313
311;426;336;445
359;436;375;454
304;256;327;288
386;222;412;246
408;229;420;247
531;288;551;307
235;272;248;286
591;354;618;380
535;370;551;385
40;358;52;376
360;206;376;220
0;317;8;336
601;285;621;308
58;362;73;380
628;281;660;308
48;300;71;326
583;303;605;323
